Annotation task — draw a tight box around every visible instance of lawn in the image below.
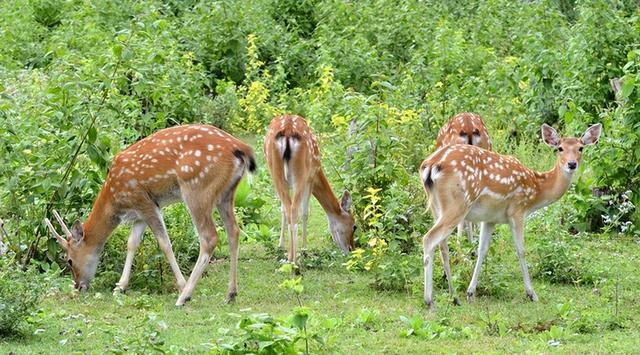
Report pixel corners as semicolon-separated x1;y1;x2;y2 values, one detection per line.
2;199;639;353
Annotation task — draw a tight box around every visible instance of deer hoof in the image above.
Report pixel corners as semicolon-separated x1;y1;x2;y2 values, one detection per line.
452;297;461;306
424;299;436;310
527;291;539;302
466;290;476;303
225;292;237;304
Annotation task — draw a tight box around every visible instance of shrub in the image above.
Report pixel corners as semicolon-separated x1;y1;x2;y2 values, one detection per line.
533;234;600;285
212;312;309;354
0;254;45;335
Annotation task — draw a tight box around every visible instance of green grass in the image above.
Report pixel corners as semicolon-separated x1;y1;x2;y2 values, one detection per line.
2;199;639;353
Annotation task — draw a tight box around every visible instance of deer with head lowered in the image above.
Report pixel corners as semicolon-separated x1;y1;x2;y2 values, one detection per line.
436;112;492;243
419;123;602;309
45;124;256;306
264;115;355;264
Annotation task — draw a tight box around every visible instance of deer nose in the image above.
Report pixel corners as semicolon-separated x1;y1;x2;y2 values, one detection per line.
568;161;577;170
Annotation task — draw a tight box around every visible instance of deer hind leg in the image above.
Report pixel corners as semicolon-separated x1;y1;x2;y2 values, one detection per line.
286;180;312;264
509;216;537;302
423;199;467;309
217;179;242;304
176;186;219;306
114;221;146;294
143;207;187;293
429;194;459;305
466;221;496;302
272;165;292;256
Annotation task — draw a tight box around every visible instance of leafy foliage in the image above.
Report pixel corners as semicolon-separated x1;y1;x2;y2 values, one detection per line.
533;233;601;285
0;254;46;335
1;0;639;291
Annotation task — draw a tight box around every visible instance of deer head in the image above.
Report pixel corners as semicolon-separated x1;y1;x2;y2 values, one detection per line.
44;211;100;291
542;123;602;175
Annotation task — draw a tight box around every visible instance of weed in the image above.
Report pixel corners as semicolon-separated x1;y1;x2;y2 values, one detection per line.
0;254;47;335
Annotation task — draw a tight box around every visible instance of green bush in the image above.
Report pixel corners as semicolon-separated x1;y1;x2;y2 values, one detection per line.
2;0;640;280
533;235;601;285
0;255;45;335
212;312;308;354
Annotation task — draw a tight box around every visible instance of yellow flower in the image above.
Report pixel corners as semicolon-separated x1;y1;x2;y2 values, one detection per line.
331;114;349;128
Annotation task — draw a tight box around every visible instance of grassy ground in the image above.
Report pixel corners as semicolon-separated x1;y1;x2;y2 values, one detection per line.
1;197;639;354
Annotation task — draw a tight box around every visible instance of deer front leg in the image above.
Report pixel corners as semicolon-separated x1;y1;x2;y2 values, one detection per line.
439;240;460;305
510;216;538;302
466;222;496;302
114;221;146;294
145;209;187;293
279;203;287;249
300;187;311;250
465;221;475;243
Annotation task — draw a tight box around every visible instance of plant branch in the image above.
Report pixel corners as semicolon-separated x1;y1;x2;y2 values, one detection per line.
24;25;135;265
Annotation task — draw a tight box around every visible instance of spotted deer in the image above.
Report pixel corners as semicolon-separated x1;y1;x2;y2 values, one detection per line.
264;115;355;264
436;112;492;243
45;124;256;306
419;123;602;309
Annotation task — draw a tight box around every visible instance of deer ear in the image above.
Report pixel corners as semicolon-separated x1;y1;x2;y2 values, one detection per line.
70;220;84;242
541;124;560;147
340;190;352;211
581;123;602;146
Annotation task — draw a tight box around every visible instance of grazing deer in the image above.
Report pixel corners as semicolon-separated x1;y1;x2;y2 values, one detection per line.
45;124;256;306
419;123;602;308
436;112;492;243
264;115;355;264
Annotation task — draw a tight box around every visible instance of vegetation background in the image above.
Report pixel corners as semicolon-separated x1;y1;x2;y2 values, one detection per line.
1;0;639;353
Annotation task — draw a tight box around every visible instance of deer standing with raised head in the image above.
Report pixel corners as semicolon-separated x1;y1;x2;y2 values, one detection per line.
419;123;602;309
264;115;355;264
436;112;492;243
45;124;256;306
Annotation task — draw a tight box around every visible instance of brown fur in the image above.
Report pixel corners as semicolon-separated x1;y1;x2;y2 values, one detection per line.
47;124;255;306
436;112;492;150
264;115;355;263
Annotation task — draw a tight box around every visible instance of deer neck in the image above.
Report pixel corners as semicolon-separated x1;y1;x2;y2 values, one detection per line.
312;170;343;218
531;160;574;210
82;187;119;250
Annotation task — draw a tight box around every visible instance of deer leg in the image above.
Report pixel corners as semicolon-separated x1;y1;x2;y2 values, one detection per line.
217;186;241;304
456;222;465;239
114;221;146;293
300;186;311;250
510;216;538;302
466;221;496;302
423;221;457;310
439;240;460;305
144;209;187;292
465;221;475;243
287;189;305;264
176;191;218;306
279;203;287;249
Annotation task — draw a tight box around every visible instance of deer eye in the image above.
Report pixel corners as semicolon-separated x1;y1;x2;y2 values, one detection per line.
67;259;73;267
557;147;564;152
578;146;583;152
